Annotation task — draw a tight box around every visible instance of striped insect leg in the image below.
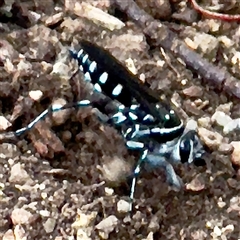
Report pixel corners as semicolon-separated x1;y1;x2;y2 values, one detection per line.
129;149;148;212
9;100;92;139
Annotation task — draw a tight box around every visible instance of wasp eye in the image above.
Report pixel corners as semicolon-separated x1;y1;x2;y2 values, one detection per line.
179;139;191;163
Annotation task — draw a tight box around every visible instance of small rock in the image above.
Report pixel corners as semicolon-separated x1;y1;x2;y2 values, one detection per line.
218;143;233;155
0;39;19;62
54;237;63;240
25;25;55;61
9;163;33;185
213;226;222;237
148;216;160;232
216;102;232;114
207;19;221;33
76;229;92;240
222;224;234;234
185;119;198;130
3;229;15;240
198;128;223;150
95;215;119;239
100;156;131;185
223;119;240;134
186;174;206;191
198;116;211;128
11;208;33;225
230;141;240;167
27;10;42;24
193;32;219;55
227;178;238;189
218;36;234;48
183;100;201;116
143;232;154;240
45;12;64;27
104;187;114;196
117;200;130;213
29;90;43;101
125;58;137;75
211;111;232;127
0;116;11;130
14;224;27;240
0;143;18;158
72;210;97;228
182;86;203;97
43;218;56;233
17;59;32;73
51;61;71;80
0;81;13;97
71;2;125;31
39;210;50;217
231;51;240;68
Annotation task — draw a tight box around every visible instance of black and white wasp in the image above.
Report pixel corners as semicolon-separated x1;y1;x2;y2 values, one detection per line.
2;40;206;211
69;40;205;210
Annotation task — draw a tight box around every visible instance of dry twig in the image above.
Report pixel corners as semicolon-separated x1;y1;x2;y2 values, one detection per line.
113;0;240;100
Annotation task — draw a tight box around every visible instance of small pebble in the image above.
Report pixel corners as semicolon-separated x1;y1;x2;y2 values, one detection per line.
11;208;33;225
9;163;33;185
104;187;114;196
43;218;56;233
216;102;232;114
117;200;130;213
148;216;160;232
71;2;125;31
198;116;211;128
143;232;154;240
29;90;43;101
95;215;119;239
218;143;233;154
0;116;11;130
3;229;14;240
213;226;222;237
185;119;198;130
192;32;219;54
223;119;240;134
230;141;240;167
72;210;97;228
76;229;92;240
222;224;234;234
39;210;50;217
45;12;64;27
186;174;205;191
51;61;71;80
211;111;232;127
14;224;27;240
182;85;203;97
198;127;223;150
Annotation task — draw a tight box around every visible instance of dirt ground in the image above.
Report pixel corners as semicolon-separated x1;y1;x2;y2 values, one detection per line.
0;0;240;239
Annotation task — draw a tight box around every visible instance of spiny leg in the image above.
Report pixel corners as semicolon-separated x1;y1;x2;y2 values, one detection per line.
129;148;148;212
1;100;92;141
128;142;183;211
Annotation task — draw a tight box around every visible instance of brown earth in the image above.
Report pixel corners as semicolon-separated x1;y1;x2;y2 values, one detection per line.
0;0;240;239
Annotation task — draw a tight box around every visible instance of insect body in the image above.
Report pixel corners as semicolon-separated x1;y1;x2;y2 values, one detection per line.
70;40;205;211
70;40;185;141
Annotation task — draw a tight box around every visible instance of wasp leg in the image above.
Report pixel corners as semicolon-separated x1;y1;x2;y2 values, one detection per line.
8;100;92;138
